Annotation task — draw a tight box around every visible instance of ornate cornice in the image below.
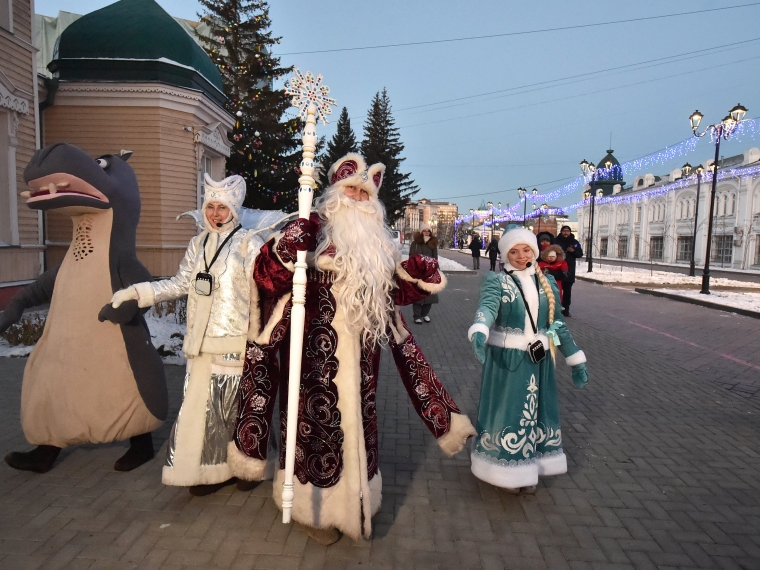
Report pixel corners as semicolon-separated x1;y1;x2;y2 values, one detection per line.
0;71;30;114
56;84;203;101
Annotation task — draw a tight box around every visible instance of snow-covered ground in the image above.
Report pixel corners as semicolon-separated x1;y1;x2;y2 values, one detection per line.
582;263;760;288
400;244;469;272
649;289;760;313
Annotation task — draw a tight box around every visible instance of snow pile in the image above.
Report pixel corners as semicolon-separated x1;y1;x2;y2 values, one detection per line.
583;263;760;288
650;289;760;313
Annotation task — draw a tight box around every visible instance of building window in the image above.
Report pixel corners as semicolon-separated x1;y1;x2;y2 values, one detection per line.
600;237;608;257
617;237;628;258
711;235;733;264
635;206;641;222
676;236;693;262
756;237;760;266
0;111;14;245
650;237;664;260
0;0;12;32
633;235;640;258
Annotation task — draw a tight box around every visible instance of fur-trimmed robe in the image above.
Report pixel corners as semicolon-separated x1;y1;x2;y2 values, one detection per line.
228;218;475;540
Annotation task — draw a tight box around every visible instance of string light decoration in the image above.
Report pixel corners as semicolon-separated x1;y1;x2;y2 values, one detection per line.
452;116;760;230
285;69;336;125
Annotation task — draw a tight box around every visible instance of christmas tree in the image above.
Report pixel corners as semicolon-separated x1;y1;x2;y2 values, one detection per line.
322;107;358;171
361;89;418;218
197;0;302;210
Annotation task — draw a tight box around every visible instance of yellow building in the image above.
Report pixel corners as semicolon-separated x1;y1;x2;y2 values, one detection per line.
40;0;233;277
0;0;42;308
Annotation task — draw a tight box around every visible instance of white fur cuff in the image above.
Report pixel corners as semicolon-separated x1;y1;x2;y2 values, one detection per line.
227;442;273;481
565;350;587;366
133;281;156;308
437;413;477;457
468;323;490;342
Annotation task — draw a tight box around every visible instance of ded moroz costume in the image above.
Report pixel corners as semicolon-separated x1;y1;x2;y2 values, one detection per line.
228;154;475;542
110;174;263;492
468;227;588;491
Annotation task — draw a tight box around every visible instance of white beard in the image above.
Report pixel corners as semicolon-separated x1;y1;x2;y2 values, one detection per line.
315;186;400;346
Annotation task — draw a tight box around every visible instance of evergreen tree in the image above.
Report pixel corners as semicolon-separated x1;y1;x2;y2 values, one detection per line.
361;89;418;217
322;107;358;170
197;0;301;210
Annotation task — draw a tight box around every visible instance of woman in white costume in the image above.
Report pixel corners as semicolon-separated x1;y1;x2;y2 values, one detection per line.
110;174;262;495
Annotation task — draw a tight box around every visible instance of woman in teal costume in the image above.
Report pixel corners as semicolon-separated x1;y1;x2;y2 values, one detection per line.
467;227;588;492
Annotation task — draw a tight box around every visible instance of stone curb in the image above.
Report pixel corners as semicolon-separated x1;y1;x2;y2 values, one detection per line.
635;287;760;320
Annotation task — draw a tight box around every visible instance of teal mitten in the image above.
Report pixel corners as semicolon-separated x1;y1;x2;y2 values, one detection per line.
471;332;487;364
571;363;588;389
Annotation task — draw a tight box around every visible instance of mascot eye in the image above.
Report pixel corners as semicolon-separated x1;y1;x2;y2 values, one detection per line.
96;158;109;169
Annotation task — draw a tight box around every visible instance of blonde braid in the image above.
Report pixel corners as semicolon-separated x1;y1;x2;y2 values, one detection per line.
536;266;557;361
536;267;555;325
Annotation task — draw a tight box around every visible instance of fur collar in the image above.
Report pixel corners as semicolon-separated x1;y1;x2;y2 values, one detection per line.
413;232;437;248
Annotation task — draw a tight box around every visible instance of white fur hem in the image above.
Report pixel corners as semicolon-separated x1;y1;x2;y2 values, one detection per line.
273;469;383;541
395;262;447;295
226;442;274;481
437;413;476;456
470;451;538;489
134;281;156;308
537;452;567;476
162;463;232;486
468;323;490;342
565;350;586;366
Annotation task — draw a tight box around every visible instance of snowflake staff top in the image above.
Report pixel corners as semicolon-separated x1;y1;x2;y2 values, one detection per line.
285;68;336;125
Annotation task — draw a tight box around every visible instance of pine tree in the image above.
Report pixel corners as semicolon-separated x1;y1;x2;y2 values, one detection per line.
322;107;358;170
197;0;301;210
361;89;418;218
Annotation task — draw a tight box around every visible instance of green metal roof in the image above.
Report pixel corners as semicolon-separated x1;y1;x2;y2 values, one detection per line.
49;0;225;105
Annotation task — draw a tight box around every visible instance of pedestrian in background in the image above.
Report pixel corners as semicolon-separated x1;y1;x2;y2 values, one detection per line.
468;227;588;493
410;224;440;324
468;235;482;270
537;231;554;253
485;236;500;271
553;225;583;317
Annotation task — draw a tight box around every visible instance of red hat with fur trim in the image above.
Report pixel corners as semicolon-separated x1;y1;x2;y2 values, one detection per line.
326;153;385;198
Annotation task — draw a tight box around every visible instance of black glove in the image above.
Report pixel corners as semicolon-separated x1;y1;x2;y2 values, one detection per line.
98;300;140;325
0;301;24;335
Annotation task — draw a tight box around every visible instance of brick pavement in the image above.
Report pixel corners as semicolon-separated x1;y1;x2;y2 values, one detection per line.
0;266;759;569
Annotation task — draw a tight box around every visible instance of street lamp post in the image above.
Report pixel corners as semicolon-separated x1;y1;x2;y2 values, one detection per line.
469;208;475;245
517;188;526;226
580;160;598;272
487;201;494;242
681;163;705;277
689;103;747;294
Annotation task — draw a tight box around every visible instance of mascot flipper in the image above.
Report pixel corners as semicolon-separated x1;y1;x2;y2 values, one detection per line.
0;143;168;473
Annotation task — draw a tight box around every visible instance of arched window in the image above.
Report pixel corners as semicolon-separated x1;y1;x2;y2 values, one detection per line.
719;194;726;216
730;193;736;215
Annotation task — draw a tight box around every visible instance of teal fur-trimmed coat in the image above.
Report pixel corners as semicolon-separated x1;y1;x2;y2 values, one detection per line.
467;263;586;489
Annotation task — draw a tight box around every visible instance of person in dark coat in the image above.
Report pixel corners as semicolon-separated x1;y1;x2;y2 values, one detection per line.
485;237;500;271
468;235;482;270
553;226;583;317
409;224;440;323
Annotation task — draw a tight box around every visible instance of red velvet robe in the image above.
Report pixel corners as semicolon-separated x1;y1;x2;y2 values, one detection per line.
227;218;475;540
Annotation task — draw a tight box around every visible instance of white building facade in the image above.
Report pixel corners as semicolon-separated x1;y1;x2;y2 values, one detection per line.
577;148;760;270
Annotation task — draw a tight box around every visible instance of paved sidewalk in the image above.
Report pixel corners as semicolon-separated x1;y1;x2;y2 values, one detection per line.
0;272;759;569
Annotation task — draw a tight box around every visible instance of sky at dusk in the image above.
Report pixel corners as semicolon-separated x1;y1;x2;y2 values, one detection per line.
35;0;760;215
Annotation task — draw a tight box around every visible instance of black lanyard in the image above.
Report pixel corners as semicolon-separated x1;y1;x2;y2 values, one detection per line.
202;225;242;272
507;271;540;335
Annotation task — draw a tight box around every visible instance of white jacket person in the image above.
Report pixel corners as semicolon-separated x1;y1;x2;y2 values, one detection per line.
110;174;262;495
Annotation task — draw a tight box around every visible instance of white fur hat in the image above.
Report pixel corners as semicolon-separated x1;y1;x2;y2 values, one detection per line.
326;153;385;198
203;173;246;221
419;223;432;232
498;227;539;259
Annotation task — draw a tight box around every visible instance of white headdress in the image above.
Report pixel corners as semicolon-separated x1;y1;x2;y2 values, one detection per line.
498;227;539;259
325;153;385;198
202;174;246;232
